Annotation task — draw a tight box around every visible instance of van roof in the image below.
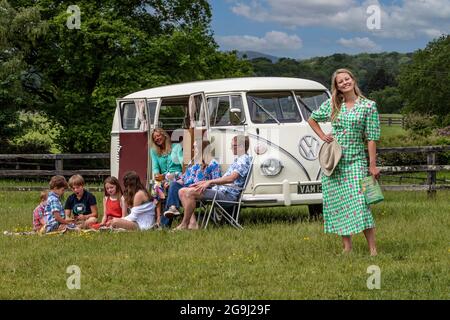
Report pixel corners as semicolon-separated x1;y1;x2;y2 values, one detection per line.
124;77;327;98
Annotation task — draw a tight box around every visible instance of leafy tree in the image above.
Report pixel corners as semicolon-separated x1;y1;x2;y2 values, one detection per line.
368;86;403;114
0;0;48;152
2;0;252;152
398;35;450;126
365;68;396;93
249;51;411;95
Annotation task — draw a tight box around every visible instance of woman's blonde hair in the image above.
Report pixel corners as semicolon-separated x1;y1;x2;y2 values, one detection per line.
330;68;365;121
151;128;172;156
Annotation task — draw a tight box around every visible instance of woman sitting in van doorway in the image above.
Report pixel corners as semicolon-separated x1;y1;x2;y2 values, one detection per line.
109;171;156;231
307;68;381;256
163;140;222;221
150;128;183;226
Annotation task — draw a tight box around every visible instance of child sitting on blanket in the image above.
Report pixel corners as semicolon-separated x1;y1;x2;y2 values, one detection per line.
44;175;74;233
32;190;48;232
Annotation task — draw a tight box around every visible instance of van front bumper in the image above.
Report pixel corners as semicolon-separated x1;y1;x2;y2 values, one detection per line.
242;180;323;207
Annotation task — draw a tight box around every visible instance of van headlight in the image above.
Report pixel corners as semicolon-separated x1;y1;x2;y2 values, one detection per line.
260;158;283;176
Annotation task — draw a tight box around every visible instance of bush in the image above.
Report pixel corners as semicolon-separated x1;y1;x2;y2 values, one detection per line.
11;138;51;154
403;112;438;136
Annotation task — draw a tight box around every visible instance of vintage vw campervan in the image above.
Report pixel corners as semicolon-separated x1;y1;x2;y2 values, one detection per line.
111;77;331;215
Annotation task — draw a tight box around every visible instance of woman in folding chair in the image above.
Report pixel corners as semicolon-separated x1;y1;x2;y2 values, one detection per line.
176;135;252;231
163;140;222;219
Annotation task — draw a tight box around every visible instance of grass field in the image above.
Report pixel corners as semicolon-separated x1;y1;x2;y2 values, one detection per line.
0;189;449;300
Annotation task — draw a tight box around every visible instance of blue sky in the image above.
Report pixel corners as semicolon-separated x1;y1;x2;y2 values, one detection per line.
210;0;450;59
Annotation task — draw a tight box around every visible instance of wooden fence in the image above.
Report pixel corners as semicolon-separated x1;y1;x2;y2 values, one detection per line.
0;146;449;196
377;145;450;196
0;153;110;178
380;115;404;127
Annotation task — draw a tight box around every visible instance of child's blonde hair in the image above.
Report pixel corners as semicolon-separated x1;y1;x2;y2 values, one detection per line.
39;190;49;202
68;174;85;188
49;175;68;190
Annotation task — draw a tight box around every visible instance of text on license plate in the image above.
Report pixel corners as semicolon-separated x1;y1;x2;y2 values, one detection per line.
298;183;322;194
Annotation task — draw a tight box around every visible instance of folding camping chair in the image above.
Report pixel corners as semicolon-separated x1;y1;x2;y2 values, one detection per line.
198;162;253;229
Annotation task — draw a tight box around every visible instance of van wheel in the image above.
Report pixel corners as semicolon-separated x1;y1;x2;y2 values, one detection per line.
308;204;323;219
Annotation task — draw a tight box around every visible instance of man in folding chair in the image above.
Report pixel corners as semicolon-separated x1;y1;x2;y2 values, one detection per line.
175;135;252;230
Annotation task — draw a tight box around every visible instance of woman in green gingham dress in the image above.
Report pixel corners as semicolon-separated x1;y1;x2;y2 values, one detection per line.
308;68;381;256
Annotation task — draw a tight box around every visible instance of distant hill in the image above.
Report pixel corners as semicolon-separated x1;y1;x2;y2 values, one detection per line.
237;51;280;63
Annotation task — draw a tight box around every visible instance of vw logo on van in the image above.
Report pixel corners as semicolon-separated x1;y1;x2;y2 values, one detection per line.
298;136;320;161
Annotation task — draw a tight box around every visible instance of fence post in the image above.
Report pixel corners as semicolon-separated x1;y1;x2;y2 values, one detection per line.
55;156;63;174
388;117;392;126
427;151;436;198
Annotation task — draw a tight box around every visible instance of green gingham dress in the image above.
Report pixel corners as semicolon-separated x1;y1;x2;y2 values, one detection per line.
310;97;381;236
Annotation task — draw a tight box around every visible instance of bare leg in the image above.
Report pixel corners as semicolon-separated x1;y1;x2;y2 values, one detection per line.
85;217;97;228
188;214;198;230
178;187;202;229
342;236;352;253
110;218;138;230
363;228;377;256
155;202;161;225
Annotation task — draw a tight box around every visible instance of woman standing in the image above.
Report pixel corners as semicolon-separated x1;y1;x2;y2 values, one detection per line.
307;68;381;256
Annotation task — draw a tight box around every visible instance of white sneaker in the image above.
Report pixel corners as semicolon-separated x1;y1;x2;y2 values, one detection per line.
163;205;180;218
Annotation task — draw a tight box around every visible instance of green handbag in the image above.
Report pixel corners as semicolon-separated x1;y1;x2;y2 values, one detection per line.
360;176;384;205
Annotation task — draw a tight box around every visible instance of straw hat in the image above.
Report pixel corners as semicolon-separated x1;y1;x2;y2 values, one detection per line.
319;140;342;176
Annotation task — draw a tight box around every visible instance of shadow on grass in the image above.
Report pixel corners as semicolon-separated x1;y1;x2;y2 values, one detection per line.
239;206;322;225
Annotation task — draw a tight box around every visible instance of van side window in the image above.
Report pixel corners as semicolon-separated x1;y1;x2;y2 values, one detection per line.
120;101;146;130
247;92;302;123
208;95;245;126
295;91;329;120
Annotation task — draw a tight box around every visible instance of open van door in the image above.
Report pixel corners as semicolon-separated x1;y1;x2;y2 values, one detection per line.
184;92;209;167
116;98;157;186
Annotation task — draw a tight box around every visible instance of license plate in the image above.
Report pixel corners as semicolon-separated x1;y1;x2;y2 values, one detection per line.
298;183;322;194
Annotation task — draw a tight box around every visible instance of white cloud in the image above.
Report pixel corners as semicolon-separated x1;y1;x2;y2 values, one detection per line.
216;31;303;53
229;0;450;40
337;37;381;51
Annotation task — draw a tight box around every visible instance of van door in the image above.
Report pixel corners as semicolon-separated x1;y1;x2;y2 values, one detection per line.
184;92;209;166
207;93;247;172
117;98;157;186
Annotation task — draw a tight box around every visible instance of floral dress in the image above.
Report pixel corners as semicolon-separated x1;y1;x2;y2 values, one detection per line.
310;97;381;236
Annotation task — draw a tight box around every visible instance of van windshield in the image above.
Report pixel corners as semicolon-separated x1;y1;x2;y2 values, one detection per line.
295;91;329;120
247;92;302;123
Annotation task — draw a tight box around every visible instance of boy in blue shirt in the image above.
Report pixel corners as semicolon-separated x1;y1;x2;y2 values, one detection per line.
64;174;98;229
44;175;74;233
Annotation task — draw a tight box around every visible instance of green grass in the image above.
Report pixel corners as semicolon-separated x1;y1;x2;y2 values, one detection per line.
380;124;407;139
0;190;449;299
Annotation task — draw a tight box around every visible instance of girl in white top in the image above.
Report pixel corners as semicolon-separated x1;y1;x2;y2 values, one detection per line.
110;171;156;231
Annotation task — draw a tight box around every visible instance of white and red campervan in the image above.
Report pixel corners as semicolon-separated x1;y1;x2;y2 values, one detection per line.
111;77;331;215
